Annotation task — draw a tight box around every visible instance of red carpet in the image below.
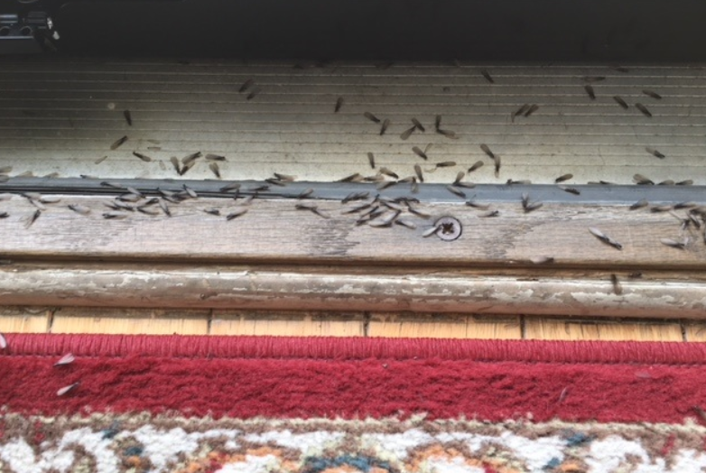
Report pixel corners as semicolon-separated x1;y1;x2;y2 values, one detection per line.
1;334;706;472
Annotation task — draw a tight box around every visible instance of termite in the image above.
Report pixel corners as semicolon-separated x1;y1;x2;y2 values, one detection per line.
629;198;648;210
95;156;109;164
407;205;431;219
422;225;441;238
220;182;241;193
339;173;364;182
412;146;428;160
364;112;381;123
158;199;171;217
481;69;494;83
584;85;596;100
582;76;606;83
182;152;202;165
68;204;91;215
335;97;344;113
446;185;466;198
25;209;41;228
102;212;128;220
633;174;654;185
465;199;490;210
239;79;254;93
611;274;623;295
613;96;629;109
411;118;425;131
661;238;688;250
395;218;417;229
521;193;543;212
658;180;675;186
380;119;390;135
589;227;623;250
468;161;484;173
512;104;530;121
264;178;285;187
377;180;397;191
295;203;330;219
453;171;466;185
246;88;260;100
677;180;694;186
123;110;132;126
555;173;573;183
110;135;128;150
342;202;372;214
226;208;248;220
367;152;376;169
400;126;416;140
635;103;652;117
414;164;424;182
642;90;662;100
435;161;457;169
524;104;538;117
379;167;399;179
646;147;665;159
132;152;151;162
205;154;226;161
57;382;80;397
298;188;314;199
170;156;181;174
558;186;580;195
479;210;499;218
204;208;221;216
54;353;75;367
183;185;198;198
137;207;159;216
209;162;221;179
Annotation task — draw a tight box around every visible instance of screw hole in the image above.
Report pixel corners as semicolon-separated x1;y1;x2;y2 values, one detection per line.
0;27;10;37
19;26;33;36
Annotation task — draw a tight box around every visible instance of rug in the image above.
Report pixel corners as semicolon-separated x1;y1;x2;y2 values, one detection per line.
1;334;706;472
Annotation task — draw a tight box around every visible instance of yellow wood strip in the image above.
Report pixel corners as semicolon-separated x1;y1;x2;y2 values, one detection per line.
682;324;706;342
50;307;209;335
524;318;684;342
0;196;704;268
210;311;364;337
368;313;521;339
0;306;50;333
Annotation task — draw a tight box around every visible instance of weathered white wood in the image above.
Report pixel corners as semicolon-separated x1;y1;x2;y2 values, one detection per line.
0;195;704;267
0;264;705;319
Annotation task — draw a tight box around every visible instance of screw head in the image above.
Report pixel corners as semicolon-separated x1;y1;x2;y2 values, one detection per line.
434;217;462;241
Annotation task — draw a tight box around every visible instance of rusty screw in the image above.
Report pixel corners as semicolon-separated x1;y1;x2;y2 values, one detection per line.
434;217;462;241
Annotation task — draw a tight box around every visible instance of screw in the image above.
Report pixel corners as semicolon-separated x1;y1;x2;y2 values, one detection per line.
434;216;462;241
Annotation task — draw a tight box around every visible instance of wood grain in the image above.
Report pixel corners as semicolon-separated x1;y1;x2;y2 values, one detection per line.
0;195;704;268
210;310;365;336
524;318;684;342
50;307;209;335
368;313;521;339
0;306;51;334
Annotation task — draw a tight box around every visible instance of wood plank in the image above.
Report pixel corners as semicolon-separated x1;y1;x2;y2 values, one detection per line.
0;306;50;333
2;263;705;319
0;195;704;268
1;60;704;186
524;318;684;342
368;313;521;339
682;324;706;342
210;310;364;336
50;307;209;335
